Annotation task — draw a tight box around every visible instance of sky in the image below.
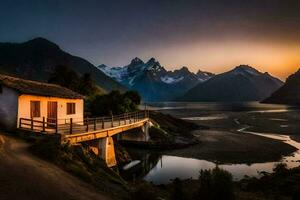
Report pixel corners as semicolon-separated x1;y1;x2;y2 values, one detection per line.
1;0;300;80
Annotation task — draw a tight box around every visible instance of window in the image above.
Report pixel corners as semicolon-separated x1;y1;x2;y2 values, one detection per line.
30;101;40;118
67;103;76;115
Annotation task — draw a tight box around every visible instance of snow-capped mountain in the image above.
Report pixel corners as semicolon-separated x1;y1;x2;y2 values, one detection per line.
98;57;214;101
179;65;283;102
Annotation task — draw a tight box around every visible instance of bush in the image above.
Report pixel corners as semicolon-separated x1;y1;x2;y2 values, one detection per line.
90;90;141;116
198;167;234;200
130;182;160;200
170;178;193;200
48;65;98;96
238;164;300;199
273;163;288;175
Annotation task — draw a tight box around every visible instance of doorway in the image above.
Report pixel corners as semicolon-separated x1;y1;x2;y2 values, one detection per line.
47;101;57;126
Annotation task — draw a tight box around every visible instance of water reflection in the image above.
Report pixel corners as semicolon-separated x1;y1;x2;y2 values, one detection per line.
182;114;228;121
143;102;296;112
143;156;281;184
122;144;300;185
121;128;300;184
139;129;300;185
129;102;300;185
119;149;161;182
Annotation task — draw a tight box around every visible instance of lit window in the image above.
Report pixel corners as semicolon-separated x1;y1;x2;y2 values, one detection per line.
30;101;40;118
67;103;76;115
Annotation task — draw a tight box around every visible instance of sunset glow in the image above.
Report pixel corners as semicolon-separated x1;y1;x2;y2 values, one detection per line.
150;40;300;80
1;0;300;80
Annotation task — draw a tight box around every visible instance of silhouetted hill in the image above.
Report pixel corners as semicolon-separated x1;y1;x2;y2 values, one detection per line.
179;65;283;102
263;69;300;105
0;37;125;92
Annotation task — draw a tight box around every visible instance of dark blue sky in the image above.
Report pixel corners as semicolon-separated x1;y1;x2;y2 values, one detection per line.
1;0;300;78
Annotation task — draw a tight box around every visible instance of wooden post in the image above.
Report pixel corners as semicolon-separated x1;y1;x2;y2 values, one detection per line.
19;118;22;129
111;115;114;127
124;113;126;125
31;117;33;130
119;116;121;126
94;118;96;130
55;118;58;134
102;118;104;129
70;118;73;134
86;118;89;132
42;117;45;132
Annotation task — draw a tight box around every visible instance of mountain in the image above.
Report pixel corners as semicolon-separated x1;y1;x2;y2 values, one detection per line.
0;37;125;92
98;58;214;101
263;69;300;105
179;65;283;102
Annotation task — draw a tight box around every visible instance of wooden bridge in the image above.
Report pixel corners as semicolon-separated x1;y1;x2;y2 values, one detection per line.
19;111;151;167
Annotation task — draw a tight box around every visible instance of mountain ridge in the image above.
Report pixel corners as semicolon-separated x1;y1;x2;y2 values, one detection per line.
0;37;126;92
178;65;283;102
263;68;300;105
98;57;214;101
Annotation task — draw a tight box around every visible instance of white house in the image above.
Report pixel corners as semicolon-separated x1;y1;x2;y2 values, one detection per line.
0;74;84;132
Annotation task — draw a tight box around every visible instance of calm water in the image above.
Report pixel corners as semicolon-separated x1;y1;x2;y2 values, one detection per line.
125;102;300;184
144;101;296;111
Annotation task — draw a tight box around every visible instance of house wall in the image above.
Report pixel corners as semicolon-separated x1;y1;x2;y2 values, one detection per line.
17;94;84;127
0;86;19;130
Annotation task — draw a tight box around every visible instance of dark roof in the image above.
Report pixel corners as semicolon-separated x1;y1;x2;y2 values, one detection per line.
0;74;83;99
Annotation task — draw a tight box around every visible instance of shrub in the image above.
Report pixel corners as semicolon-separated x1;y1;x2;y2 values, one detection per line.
170;178;193;200
48;65;98;96
130;182;160;200
198;167;234;200
90;90;141;116
273;163;288;175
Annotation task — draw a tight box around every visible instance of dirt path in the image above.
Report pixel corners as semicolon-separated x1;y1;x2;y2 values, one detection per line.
0;133;115;200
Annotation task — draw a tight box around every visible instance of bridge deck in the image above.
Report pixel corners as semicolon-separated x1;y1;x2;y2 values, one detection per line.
18;111;150;143
62;118;149;144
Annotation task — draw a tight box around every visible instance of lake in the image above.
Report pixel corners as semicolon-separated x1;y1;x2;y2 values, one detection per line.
123;102;300;184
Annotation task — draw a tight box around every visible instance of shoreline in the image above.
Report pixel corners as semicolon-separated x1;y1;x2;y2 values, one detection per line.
164;129;297;164
149;109;299;164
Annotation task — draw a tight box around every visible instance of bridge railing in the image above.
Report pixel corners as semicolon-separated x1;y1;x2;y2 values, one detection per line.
19;110;149;135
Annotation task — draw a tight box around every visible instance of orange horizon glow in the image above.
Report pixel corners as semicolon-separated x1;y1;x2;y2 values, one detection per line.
136;39;300;81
